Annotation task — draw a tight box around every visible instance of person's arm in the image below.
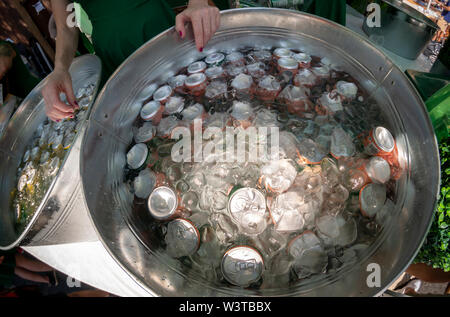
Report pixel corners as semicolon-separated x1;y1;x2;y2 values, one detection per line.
0;42;16;81
42;0;79;122
175;0;220;52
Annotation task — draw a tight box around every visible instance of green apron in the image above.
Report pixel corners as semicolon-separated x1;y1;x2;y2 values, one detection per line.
302;0;347;26
76;0;175;82
76;0;230;83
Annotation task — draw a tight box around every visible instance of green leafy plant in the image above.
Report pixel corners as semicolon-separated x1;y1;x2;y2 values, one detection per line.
414;139;450;272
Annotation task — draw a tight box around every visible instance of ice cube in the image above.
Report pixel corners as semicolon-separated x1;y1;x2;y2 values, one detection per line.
269;191;305;232
278;85;310;102
231;101;253;121
297;138;327;164
260;159;297;193
133;168;156;199
330;126;356;158
157;116;179;137
316;214;357;247
258;75;281;91
318;91;343;113
288;231;328;279
231;73;253;90
254;227;287;258
209;212;239;245
205;80;228;99
181;191;199;212
336;81;358;99
246;62;265;78
225;65;246;77
252;108;279;128
294;69;317;87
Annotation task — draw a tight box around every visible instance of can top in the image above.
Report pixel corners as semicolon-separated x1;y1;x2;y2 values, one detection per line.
221;246;264;287
148;186;178;220
127;143;148;170
188;61;207;74
292;52;312;64
165;218;200;257
278;57;298;70
205;52;225;65
274;48;292;58
153;85;173;102
359;183;387;218
227;187;267;235
373;126;395;153
185;73;207;87
141;100;161;120
366;156;391;184
168;75;187;88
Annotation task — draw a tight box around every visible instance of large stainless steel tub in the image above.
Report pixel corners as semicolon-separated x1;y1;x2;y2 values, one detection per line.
81;8;440;296
0;55;101;250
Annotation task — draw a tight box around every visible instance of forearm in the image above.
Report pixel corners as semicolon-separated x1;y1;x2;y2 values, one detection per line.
51;0;79;71
54;27;78;71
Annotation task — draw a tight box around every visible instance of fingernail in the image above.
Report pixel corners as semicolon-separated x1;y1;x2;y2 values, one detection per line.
179;31;183;37
200;47;203;52
56;120;60;123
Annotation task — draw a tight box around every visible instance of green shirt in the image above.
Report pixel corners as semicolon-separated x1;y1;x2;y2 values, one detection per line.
76;0;230;82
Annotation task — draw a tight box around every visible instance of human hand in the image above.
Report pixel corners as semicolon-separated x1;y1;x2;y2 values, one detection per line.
175;0;220;52
42;68;78;122
0;55;14;81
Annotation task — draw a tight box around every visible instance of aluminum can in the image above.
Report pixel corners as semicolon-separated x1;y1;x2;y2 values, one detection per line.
221;246;264;287
359;183;387;218
363;126;395;156
140;100;164;124
148;186;181;220
292;52;312;69
187;61;207;74
185;73;207;96
277;57;299;75
153;85;173;104
126;143;148;170
165;218;200;257
227;187;267;235
273;48;292;59
205;52;225;66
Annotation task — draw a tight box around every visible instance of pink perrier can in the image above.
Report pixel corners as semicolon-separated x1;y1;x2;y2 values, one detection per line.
277;57;299;76
185;73;207;97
